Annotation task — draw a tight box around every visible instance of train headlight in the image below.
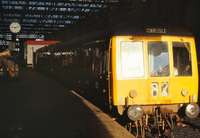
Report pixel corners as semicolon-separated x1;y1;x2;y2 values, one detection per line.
181;89;188;96
129;90;137;98
127;105;143;121
185;103;199;118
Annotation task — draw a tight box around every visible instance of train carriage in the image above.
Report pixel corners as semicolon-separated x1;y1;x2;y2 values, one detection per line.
35;20;199;136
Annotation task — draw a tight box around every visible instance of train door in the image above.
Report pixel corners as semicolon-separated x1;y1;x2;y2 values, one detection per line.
147;41;171;104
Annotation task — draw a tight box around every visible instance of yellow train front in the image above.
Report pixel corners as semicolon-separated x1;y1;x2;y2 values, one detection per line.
109;22;199;134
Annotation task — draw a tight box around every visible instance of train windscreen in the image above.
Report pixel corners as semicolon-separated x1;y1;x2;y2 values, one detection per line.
121;41;144;78
148;41;169;77
172;42;192;76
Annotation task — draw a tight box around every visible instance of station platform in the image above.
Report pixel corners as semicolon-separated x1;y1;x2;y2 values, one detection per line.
0;68;134;138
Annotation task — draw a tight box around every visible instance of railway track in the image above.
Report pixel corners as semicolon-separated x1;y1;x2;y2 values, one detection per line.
172;116;200;138
119;115;200;138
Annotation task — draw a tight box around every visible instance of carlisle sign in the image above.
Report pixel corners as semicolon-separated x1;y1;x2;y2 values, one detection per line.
146;28;167;34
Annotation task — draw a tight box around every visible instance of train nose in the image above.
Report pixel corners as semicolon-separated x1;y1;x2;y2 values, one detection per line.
127;105;143;121
185;103;199;118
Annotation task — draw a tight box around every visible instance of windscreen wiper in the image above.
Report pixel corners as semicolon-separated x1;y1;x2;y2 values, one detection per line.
180;39;191;53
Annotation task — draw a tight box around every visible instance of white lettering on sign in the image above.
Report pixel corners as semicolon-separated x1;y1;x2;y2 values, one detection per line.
146;28;167;34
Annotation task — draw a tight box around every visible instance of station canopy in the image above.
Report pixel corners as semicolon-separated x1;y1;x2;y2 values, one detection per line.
0;0;118;47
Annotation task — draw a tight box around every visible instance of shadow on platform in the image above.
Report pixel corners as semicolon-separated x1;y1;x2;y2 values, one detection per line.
0;68;133;138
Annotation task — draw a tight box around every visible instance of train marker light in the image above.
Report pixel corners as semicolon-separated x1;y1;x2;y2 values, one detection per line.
181;89;188;96
129;90;137;98
185;103;199;118
127;105;143;121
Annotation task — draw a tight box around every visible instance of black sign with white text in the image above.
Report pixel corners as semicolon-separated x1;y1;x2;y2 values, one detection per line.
146;27;167;34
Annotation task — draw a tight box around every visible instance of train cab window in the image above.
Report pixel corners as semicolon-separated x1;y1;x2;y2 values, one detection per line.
172;42;192;76
148;41;169;77
121;41;144;77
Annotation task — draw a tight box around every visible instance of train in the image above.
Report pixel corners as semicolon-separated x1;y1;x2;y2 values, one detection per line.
35;20;199;137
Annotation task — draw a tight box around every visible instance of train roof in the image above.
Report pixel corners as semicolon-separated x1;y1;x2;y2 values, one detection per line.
37;20;194;52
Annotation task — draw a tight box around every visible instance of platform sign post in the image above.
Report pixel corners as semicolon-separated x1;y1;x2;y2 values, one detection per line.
32;47;34;69
9;42;16;50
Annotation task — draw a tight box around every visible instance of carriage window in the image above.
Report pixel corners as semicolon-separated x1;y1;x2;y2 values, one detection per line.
69;51;73;64
148;41;169;77
121;41;144;77
62;51;68;66
84;48;91;75
172;42;192;76
93;47;102;77
103;49;109;74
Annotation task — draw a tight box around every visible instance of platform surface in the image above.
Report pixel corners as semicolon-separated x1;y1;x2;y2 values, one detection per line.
0;68;134;138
